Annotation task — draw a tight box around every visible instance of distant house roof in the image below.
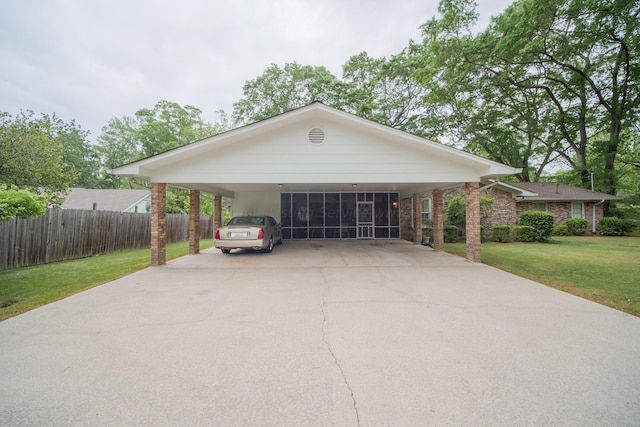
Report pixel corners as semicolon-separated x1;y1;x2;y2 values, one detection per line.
60;188;151;212
495;182;620;202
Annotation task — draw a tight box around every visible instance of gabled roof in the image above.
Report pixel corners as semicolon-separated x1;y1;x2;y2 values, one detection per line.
61;188;151;212
111;102;521;198
496;182;620;202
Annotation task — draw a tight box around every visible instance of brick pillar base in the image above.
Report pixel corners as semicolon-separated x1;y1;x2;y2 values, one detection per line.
189;190;200;255
413;193;422;245
465;182;481;263
151;183;167;266
432;189;444;251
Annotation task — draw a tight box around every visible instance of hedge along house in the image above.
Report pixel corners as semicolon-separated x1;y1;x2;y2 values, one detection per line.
111;102;519;265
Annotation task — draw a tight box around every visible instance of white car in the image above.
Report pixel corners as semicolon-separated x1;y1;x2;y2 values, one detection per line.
214;216;283;254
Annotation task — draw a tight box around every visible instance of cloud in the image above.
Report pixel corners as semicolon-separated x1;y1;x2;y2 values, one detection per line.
0;0;512;142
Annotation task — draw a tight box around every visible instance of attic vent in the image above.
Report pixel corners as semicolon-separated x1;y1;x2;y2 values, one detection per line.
308;127;326;144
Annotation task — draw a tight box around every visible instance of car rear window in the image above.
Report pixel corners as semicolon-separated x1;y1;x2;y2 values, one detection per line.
228;216;265;226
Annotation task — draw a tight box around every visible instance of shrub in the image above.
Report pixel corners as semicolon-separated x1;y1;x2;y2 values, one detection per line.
518;210;555;242
0;185;49;221
514;225;537;242
552;225;570;236
492;225;511;242
599;217;624;236
444;225;459;243
565;218;588;235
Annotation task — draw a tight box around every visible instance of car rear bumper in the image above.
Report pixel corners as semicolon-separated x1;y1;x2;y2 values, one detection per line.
214;239;268;251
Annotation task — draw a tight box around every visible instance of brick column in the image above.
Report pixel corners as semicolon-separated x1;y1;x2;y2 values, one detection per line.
432;189;444;251
465;182;481;263
214;195;222;232
413;193;422;245
189;190;200;255
151;183;167;266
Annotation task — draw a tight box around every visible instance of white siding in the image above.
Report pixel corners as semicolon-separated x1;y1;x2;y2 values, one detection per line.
149;121;484;185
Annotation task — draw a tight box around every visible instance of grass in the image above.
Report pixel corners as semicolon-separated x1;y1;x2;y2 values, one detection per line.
0;240;213;321
446;236;640;316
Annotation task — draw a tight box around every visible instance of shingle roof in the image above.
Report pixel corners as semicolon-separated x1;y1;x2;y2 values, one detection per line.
60;188;151;212
508;182;620;201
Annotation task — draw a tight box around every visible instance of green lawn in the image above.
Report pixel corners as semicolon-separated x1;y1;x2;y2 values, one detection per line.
0;240;213;321
446;236;640;316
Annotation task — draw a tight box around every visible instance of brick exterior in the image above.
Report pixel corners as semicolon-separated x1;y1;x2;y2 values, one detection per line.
486;188;605;234
432;189;444;252
189;190;200;255
465;182;481;263
413;193;422;244
214;195;223;231
151;183;167;266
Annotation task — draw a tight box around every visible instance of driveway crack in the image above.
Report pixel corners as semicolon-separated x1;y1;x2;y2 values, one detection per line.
320;271;361;427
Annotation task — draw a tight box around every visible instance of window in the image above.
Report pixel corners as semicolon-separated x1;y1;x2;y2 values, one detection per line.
421;198;431;226
571;202;585;218
531;203;547;211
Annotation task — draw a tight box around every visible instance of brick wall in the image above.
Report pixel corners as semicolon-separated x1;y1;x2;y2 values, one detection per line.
151;183;167;266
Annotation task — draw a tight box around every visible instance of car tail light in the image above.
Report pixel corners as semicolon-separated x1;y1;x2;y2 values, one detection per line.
258;229;264;239
215;229;220;239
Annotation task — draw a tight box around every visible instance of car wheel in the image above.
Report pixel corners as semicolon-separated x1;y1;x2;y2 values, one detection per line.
221;249;231;254
265;237;273;253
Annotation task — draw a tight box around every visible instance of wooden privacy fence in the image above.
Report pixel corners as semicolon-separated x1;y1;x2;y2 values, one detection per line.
0;209;214;270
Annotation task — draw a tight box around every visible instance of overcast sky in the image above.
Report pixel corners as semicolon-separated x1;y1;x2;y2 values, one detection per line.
1;0;513;143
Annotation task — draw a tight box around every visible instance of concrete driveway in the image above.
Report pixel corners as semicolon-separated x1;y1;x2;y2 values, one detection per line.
1;240;639;426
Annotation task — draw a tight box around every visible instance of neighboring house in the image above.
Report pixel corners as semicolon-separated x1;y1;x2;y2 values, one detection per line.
60;188;151;213
483;182;620;234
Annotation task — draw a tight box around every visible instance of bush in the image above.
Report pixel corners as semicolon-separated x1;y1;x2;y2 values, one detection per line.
514;225;537;242
0;185;49;221
518;210;555;242
552;225;570;236
444;225;459;243
492;225;511;242
565;218;588;235
599;217;624;236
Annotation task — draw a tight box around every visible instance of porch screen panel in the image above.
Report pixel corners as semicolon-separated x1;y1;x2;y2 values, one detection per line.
281;193;292;239
280;192;399;240
309;193;324;239
325;193;340;239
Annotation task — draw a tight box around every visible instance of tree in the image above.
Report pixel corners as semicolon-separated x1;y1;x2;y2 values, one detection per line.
96;100;227;213
415;0;640;197
0;111;79;193
478;0;640;201
341;50;436;137
232;63;344;125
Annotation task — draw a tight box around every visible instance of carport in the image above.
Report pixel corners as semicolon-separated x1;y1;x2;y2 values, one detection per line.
111;102;519;265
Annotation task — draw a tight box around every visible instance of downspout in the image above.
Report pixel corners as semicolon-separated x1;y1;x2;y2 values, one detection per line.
593;200;605;234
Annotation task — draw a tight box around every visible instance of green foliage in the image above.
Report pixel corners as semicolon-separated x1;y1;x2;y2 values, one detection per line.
492;225;512;242
0;185;49;221
232;63;344;125
513;225;537;242
599;217;624;236
553;225;570;236
444;225;459;243
0;111;80;193
565;218;587;235
444;196;466;229
518;210;555;242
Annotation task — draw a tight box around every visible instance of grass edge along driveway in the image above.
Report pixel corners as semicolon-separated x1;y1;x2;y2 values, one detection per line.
446;236;640;317
0;241;213;321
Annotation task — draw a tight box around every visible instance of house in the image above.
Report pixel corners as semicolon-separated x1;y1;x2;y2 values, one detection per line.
111;102;520;265
482;182;621;234
60;188;151;213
